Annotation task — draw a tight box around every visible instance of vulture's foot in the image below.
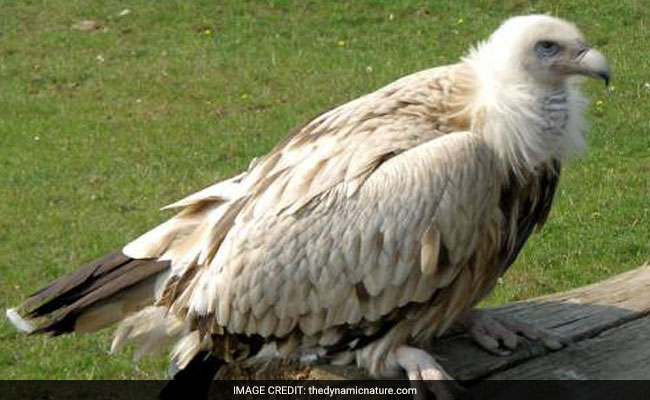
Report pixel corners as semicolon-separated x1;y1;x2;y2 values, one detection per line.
394;345;471;400
462;309;566;355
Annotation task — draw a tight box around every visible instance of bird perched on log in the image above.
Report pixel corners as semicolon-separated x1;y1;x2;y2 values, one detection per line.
7;14;609;400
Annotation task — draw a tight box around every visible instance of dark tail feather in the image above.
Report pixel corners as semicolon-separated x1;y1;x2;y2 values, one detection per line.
7;250;169;335
159;352;224;400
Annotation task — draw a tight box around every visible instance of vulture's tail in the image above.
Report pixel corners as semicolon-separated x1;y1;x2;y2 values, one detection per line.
6;250;169;335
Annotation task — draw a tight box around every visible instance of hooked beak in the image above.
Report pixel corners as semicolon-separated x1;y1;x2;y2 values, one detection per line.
575;48;611;87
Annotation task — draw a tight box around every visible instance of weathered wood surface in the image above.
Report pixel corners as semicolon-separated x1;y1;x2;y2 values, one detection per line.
307;262;650;381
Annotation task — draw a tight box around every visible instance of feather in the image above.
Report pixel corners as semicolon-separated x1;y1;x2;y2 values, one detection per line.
170;331;210;371
420;225;441;277
111;306;186;358
6;308;34;333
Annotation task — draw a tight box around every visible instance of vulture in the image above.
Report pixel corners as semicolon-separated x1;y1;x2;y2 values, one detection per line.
7;14;609;400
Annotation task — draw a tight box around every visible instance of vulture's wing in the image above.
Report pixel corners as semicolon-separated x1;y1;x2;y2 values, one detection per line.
179;130;499;338
124;65;474;263
122;64;502;351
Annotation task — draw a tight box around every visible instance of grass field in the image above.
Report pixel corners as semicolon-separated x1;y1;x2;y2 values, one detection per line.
1;0;648;379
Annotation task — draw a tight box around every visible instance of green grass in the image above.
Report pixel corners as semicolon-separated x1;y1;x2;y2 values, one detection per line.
1;0;648;379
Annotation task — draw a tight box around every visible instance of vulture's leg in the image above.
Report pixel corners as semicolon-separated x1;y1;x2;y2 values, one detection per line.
394;345;471;400
462;309;566;355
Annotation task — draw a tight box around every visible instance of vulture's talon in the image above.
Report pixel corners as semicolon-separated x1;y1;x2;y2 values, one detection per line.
394;346;471;400
463;309;567;355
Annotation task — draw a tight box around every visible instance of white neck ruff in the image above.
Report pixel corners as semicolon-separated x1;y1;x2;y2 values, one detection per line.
457;43;587;179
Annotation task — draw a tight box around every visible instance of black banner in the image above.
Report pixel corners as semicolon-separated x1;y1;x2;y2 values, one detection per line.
1;380;649;400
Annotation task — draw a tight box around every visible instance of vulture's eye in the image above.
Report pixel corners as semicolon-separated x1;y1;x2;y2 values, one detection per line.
535;40;561;57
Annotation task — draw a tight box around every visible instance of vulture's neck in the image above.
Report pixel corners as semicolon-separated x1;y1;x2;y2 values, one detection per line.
453;56;587;180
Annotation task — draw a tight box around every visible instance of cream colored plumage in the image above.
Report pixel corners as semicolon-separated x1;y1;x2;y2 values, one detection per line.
7;14;610;397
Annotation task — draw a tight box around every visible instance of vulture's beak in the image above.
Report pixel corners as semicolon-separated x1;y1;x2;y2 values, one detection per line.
575;47;611;87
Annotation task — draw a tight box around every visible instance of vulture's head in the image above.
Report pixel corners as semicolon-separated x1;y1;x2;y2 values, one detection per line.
473;15;610;88
462;15;611;175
